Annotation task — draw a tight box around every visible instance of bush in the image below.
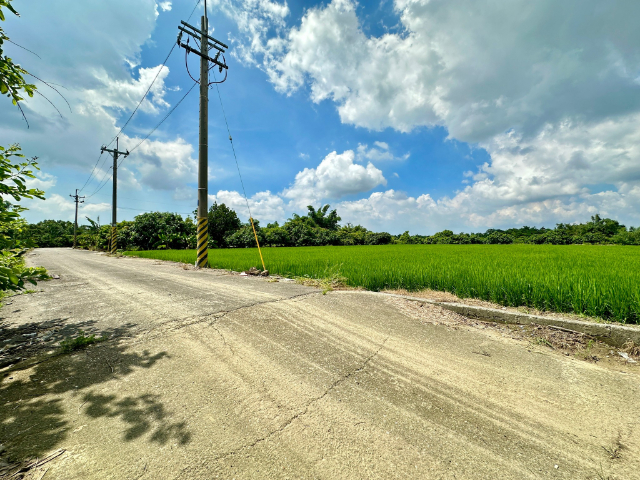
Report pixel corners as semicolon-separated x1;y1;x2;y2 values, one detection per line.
365;232;392;245
486;232;513;245
0;249;48;293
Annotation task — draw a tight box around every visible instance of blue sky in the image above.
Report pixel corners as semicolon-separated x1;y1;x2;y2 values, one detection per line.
3;0;640;234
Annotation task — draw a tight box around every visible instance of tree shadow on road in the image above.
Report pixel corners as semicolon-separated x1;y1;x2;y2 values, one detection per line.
0;319;191;470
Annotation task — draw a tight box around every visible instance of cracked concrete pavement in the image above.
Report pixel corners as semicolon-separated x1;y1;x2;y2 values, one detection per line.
1;248;639;479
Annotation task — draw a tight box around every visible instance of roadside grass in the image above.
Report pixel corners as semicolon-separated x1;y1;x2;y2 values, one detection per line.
592;464;617;480
0;288;40;308
531;337;554;349
59;331;106;354
602;436;624;460
294;263;348;294
124;245;640;324
575;339;599;361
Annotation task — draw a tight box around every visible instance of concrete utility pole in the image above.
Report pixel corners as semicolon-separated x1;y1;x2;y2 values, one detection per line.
177;3;229;268
101;137;129;254
69;189;85;248
197;14;209;269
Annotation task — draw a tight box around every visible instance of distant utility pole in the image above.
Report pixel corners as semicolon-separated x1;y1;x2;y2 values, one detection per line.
177;2;229;268
101;137;129;254
69;189;85;248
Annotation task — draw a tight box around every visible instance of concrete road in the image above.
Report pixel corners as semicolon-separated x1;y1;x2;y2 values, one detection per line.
1;248;639;479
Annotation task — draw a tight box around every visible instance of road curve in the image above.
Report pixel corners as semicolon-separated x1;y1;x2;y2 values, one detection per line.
0;248;638;479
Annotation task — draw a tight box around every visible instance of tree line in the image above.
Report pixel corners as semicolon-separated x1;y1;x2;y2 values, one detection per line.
20;205;640;250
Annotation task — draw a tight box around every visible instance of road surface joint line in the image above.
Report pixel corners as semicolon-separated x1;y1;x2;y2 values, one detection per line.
93;291;323;347
185;335;390;471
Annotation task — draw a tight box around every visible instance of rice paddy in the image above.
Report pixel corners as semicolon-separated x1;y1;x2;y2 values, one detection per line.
124;245;640;324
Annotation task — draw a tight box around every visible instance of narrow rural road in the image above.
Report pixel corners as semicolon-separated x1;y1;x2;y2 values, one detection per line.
1;248;639;479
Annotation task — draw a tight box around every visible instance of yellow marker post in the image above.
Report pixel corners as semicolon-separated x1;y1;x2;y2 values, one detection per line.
250;217;266;271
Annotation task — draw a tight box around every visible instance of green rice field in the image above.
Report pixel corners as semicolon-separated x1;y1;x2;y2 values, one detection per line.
124;245;640;324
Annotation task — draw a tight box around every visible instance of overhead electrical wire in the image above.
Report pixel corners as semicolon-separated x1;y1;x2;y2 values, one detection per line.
103;44;177;151
185;38;228;85
187;0;202;22
83;201;193;216
79;151;107;193
85;167;112;199
211;71;251;219
79;0;203;194
85;82;198;199
125;81;198;158
90;193;195;209
210;68;266;271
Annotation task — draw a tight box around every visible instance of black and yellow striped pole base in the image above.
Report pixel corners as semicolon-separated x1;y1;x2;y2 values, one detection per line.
196;216;208;268
110;226;117;254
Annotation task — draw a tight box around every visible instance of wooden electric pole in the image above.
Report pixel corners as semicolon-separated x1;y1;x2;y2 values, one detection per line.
177;2;228;268
69;189;85;248
101;137;129;254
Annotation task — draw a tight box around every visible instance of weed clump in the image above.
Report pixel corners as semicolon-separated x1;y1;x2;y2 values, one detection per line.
59;331;105;353
295;264;347;294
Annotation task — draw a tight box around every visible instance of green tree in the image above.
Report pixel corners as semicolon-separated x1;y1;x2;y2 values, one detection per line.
0;144;48;292
262;223;290;247
0;144;45;248
130;212;191;250
81;217;102;250
207;202;241;248
225;220;265;248
486;232;514;245
364;231;391;245
338;224;368;245
396;231;418;244
22;219;74;247
307;205;341;230
586;214;625;237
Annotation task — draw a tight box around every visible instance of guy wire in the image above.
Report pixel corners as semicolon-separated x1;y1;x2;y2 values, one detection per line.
212;73;251;219
212;71;266;270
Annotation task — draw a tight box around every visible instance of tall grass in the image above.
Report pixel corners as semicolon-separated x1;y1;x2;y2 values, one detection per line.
125;245;640;324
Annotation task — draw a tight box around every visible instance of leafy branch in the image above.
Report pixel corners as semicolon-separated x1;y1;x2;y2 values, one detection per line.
1;0;71;127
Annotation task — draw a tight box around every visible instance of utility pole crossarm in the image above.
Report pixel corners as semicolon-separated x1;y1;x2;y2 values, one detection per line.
177;41;228;70
176;18;229;72
177;26;226;53
179;20;229;48
101;146;129;157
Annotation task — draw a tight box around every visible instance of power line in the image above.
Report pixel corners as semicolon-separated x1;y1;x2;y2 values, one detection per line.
79;0;202;193
80;44;175;193
211;71;252;219
125;81;198;157
85;82;198;199
104;44;177;151
85;166;113;198
90;192;194;208
79;150;106;193
187;0;202;22
117;206;194;215
83;201;193;216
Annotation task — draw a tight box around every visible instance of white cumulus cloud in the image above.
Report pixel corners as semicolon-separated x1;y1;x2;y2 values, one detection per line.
210;190;286;224
217;0;640;229
282;150;386;208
